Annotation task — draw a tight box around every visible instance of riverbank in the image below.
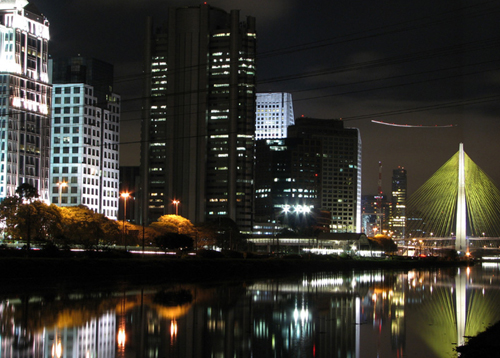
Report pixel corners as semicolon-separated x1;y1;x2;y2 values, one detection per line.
0;252;470;291
456;320;500;357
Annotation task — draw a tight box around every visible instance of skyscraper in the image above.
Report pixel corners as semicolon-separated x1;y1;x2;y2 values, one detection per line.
0;0;51;201
254;138;322;234
390;166;407;238
255;92;294;140
288;118;362;233
50;57;120;219
141;4;256;232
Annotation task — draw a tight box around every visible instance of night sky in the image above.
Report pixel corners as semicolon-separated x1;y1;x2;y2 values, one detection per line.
31;0;500;196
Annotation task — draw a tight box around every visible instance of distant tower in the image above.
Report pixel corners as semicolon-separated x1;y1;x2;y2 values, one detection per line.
0;1;51;201
390;167;407;238
50;58;120;219
255;93;294;140
141;4;256;232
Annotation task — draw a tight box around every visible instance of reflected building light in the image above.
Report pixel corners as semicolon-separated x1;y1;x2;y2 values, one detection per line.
357;273;383;283
306;277;344;287
293;307;309;324
51;341;62;358
170;320;178;339
117;328;126;347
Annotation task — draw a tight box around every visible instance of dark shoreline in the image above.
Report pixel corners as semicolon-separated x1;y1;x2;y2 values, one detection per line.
0;254;470;290
455;320;500;357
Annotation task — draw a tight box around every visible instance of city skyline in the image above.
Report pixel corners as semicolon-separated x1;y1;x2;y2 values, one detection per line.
31;0;500;197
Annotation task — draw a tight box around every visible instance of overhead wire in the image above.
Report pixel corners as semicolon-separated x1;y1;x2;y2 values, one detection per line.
8;0;497;148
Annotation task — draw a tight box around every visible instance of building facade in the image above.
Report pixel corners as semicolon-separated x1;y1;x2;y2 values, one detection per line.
255;92;294;140
361;194;389;236
254;138;323;236
141;4;256;232
0;0;51;201
288;118;362;233
389;166;407;238
50;58;120;219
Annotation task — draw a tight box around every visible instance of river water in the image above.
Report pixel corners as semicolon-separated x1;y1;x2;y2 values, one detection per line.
1;262;500;358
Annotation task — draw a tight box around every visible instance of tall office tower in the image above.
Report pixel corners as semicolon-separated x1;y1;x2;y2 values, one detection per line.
254;138;322;233
0;1;51;201
361;194;389;236
141;4;256;232
50;58;120;219
255;93;294;140
288;118;362;233
389;166;407;238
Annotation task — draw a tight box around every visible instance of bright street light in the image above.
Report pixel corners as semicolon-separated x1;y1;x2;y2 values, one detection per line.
173;200;180;215
57;182;67;206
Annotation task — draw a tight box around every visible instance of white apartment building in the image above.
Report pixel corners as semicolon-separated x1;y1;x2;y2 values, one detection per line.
50;83;120;219
255;93;294;140
0;0;51;201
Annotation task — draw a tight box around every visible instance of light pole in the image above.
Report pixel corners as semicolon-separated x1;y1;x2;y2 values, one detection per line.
173;200;180;215
121;192;130;250
57;182;67;206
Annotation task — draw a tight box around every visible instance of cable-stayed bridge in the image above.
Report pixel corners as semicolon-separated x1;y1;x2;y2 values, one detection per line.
404;143;500;255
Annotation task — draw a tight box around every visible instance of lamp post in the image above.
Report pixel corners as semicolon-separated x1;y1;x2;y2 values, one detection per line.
173;200;180;215
121;192;130;251
57;182;67;206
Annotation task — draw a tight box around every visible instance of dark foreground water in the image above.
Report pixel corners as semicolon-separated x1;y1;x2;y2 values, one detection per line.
1;263;500;358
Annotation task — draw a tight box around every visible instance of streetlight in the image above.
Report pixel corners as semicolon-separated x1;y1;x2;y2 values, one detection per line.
173;200;180;215
121;192;130;250
57;182;67;206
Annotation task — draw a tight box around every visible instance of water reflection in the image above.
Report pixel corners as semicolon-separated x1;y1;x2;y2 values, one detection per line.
1;263;500;357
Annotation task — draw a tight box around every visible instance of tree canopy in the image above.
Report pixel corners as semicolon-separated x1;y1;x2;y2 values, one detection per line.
150;215;195;236
369;235;398;253
59;206;120;249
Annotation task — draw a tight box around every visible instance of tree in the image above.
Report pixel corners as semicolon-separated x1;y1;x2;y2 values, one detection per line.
0;198;62;250
213;218;242;251
150;215;195;236
60;206;119;250
31;203;63;243
15;183;39;202
124;222;161;248
0;196;22;237
193;221;219;249
155;232;193;252
369;235;398;253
